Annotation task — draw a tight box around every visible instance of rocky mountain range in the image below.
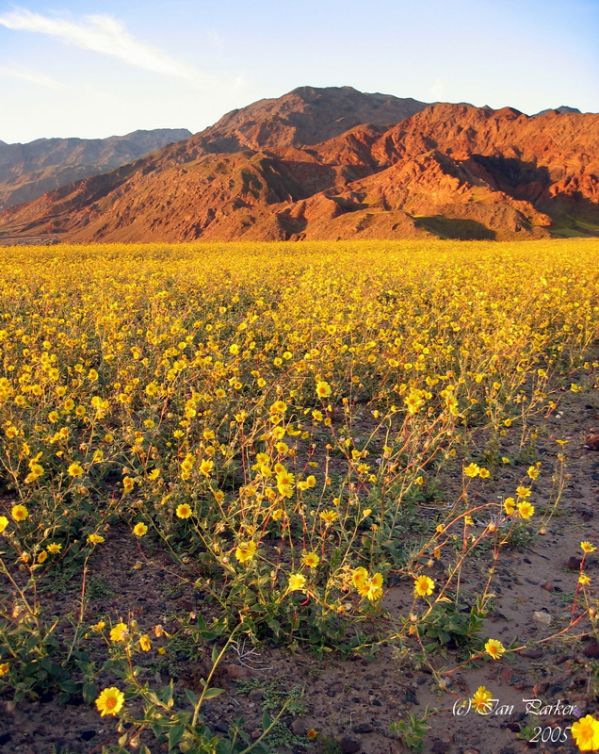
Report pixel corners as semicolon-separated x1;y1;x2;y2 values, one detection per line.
0;128;191;210
0;86;596;242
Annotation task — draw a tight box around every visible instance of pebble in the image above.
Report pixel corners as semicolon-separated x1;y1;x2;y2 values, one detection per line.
521;647;543;659
576;508;594;521
291;717;317;736
221;663;253;681
431;739;452;752
352;722;374;734
340;736;362;753
290;718;305;736
533;610;552;626
583;638;599;658
403;687;418;703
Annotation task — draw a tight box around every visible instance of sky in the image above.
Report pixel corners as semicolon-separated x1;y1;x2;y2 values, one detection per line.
0;0;598;143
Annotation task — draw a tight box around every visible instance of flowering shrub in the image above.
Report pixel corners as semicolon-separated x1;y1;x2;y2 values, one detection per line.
0;239;597;750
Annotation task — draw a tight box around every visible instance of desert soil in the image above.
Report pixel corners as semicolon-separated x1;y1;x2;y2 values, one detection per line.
1;360;597;754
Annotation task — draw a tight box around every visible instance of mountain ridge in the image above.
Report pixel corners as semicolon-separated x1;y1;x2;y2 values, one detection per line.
1;87;597;243
0;128;192;210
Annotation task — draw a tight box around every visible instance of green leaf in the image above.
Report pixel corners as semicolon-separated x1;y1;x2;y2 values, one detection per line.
266;619;280;637
82;680;97;704
168;723;185;749
202;686;224;700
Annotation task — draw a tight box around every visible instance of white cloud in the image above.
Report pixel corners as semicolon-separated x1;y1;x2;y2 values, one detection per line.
0;63;61;89
0;8;209;85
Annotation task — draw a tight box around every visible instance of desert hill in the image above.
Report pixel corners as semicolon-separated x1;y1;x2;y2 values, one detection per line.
0;87;597;242
0;128;192;209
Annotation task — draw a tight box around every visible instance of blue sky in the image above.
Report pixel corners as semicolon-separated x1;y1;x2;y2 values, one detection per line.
0;0;597;142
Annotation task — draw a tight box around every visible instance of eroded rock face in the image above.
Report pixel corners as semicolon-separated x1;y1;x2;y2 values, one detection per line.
0;88;597;243
194;86;428;152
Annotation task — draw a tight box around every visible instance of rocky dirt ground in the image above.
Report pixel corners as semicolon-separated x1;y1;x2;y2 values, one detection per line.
1;364;597;754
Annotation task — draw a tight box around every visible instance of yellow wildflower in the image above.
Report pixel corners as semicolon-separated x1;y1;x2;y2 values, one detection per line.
471;685;494;715
109;623;128;643
11;504;28;522
95;687;125;717
413;575;435;598
68;463;84;477
484;638;505;660
235;540;257;564
316;380;331;398
301;551;320;569
572;714;599;752
176;503;192;519
132;522;148;537
288;573;306;592
517;501;535;520
464;463;480;478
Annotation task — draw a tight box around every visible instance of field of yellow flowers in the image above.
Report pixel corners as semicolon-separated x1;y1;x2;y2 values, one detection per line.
0;239;598;753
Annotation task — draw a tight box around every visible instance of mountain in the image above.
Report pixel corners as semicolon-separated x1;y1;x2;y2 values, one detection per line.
191;85;429;151
534;105;582;116
0;87;597;243
0;128;192;209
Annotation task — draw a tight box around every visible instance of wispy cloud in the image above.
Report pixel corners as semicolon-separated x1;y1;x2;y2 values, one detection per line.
0;8;208;84
0;63;61;89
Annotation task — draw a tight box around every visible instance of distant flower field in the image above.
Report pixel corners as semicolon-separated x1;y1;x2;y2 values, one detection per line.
0;239;598;753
